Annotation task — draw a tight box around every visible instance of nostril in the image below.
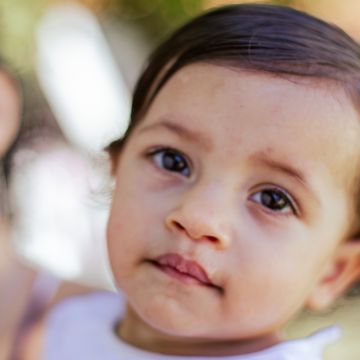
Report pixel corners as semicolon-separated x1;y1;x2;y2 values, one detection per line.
172;220;219;243
206;236;218;243
173;221;186;232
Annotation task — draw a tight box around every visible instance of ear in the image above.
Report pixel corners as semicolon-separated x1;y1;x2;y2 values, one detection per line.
306;240;360;311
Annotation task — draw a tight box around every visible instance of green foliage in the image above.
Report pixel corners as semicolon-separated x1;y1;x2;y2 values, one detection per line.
0;0;47;71
109;0;204;42
0;0;301;72
109;0;299;43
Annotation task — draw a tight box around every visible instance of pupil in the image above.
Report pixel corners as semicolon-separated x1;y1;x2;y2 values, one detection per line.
262;190;286;210
163;152;185;171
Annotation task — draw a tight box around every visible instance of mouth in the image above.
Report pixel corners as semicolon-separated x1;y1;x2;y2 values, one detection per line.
148;253;222;293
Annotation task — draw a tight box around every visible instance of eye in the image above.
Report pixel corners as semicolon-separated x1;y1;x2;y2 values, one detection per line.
148;148;191;177
250;188;298;215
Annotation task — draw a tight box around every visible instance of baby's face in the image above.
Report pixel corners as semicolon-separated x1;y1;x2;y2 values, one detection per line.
108;64;360;342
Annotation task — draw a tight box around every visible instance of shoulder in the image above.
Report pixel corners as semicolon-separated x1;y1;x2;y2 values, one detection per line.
42;291;124;360
264;327;342;360
47;290;123;326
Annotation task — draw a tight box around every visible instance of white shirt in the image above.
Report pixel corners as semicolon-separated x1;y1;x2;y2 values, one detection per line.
43;291;341;360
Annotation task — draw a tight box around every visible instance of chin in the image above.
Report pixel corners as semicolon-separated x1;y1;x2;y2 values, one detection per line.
134;295;212;338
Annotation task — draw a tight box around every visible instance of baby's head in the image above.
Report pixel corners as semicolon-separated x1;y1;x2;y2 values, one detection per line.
106;4;360;353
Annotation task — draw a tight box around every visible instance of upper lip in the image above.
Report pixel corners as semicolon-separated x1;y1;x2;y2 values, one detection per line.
153;253;213;286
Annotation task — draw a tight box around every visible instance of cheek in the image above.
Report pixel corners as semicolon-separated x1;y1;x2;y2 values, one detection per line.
106;183;166;281
107;193;144;277
221;229;328;327
220;270;305;335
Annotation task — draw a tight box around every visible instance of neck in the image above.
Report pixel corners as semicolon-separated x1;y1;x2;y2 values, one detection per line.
117;305;282;357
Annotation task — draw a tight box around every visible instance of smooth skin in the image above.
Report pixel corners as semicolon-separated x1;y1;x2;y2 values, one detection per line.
107;64;360;356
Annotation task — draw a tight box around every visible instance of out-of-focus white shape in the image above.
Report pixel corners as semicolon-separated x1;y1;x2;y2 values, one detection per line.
10;145;116;291
36;2;130;153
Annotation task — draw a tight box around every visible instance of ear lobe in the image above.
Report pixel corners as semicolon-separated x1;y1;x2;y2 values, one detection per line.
306;240;360;311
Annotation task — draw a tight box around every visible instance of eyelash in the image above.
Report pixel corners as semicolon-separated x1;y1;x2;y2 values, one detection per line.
146;147;299;216
146;147;192;177
249;186;299;216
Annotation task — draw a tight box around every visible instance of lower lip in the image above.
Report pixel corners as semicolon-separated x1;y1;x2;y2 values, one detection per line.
151;262;207;286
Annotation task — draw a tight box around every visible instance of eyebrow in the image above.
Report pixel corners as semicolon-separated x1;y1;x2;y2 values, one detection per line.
250;151;320;203
136;119;213;151
137;121;319;204
251;152;306;184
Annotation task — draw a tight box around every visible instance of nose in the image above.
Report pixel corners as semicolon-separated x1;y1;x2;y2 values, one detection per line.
165;184;232;250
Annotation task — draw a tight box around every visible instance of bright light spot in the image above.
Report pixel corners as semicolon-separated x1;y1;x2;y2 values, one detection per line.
36;3;130;153
11;146;116;290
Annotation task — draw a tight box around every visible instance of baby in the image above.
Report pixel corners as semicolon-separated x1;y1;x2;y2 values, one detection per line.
40;3;360;359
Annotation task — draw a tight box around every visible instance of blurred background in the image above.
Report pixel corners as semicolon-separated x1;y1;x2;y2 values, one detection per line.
0;0;359;359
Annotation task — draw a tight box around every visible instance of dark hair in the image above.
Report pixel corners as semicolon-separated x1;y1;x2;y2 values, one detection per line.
108;3;360;153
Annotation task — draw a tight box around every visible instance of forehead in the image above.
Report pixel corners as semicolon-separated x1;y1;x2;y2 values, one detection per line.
142;63;360;188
